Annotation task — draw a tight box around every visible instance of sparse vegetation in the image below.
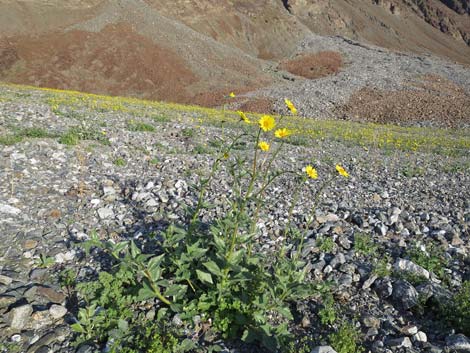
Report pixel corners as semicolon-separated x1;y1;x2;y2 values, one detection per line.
329;321;363;353
114;158;127;167
127;120;155;132
354;233;377;256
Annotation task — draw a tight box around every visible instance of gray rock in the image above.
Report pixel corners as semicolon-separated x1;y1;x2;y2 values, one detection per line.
311;346;337;353
0;295;17;309
49;304;67;319
362;274;378;289
416;282;452;305
446;334;470;352
97;207;114;219
394;258;430;279
386;337;412;348
0;274;13;285
362;315;380;328
392;280;418;310
0;203;21;215
400;325;418;335
8;304;33;330
413;331;427;343
374;278;393;298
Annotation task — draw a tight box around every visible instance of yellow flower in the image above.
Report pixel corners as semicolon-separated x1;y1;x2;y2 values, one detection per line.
229;92;236;98
285;98;297;115
336;164;349;178
305;165;318;179
259;115;276;132
258;141;270;151
237;111;251;124
274;128;292;139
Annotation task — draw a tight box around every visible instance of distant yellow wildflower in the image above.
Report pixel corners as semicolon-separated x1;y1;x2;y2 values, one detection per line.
259;115;276;132
258;141;270;151
284;98;297;115
229;92;236;98
305;165;318;179
336;165;349;178
237;111;251;124
274;128;292;139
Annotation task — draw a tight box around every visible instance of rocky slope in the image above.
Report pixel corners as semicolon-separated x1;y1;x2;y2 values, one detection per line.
0;84;469;353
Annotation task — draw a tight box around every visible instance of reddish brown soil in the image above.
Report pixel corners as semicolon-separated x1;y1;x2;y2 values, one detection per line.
278;51;343;79
2;23;197;102
0;39;18;74
236;97;276;114
338;75;470;128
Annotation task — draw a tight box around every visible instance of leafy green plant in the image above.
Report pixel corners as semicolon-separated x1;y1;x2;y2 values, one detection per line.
73;103;350;352
319;292;337;325
329;321;363;353
354;233;377;256
114;158;127;167
35;253;55;268
127;121;155;132
406;242;448;280
372;256;392;277
317;236;335;253
182;128;195;138
0;134;22;145
444;281;470;335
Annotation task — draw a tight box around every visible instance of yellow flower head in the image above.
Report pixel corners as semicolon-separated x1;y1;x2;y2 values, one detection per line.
259;115;276;132
274;128;292;139
229;92;236;98
237;111;251;124
258;141;270;152
285;98;297;115
336;164;349;178
305;165;318;179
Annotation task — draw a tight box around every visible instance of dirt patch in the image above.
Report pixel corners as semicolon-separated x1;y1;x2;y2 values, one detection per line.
278;51;343;79
338;75;470;128
236;97;275;114
0;39;19;74
2;23;197;102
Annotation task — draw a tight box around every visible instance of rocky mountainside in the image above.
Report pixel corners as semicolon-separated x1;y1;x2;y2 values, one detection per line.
0;0;469;111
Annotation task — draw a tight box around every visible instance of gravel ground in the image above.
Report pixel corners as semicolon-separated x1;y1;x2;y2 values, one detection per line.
0;85;469;353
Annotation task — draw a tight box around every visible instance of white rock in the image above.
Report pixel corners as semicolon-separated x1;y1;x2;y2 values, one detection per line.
0;274;13;285
413;331;427;343
9;305;33;330
97;207;114;219
311;346;337;353
49;304;67;319
0;203;21;215
394;258;430;279
11;334;22;342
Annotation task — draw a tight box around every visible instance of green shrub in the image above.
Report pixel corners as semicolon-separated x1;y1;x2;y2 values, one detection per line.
329;321;363;353
73;105;350;352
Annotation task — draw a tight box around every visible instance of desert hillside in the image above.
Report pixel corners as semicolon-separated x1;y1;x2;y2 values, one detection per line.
0;0;470;112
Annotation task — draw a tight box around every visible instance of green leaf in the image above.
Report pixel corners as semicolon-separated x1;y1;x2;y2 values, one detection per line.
118;319;129;332
164;284;187;297
137;280;156;301
71;323;86;333
196;269;213;284
203;261;223;277
274;306;293;320
212;234;225;251
156;308;168;321
130;240;141;258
